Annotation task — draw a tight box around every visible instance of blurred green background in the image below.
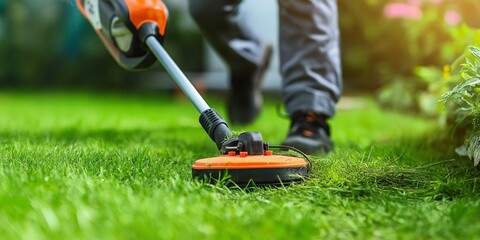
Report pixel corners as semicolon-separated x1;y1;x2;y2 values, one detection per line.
0;0;203;89
0;0;479;101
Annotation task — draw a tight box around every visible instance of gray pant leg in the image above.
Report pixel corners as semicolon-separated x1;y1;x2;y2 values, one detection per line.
278;0;342;118
189;0;266;71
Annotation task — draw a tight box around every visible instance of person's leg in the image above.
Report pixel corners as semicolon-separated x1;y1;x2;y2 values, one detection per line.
278;0;342;154
189;0;272;125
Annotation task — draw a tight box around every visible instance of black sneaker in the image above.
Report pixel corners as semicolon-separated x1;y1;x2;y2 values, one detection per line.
228;43;272;125
282;111;334;155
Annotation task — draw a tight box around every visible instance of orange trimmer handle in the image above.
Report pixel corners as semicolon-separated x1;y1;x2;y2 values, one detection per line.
124;0;168;36
77;0;167;36
76;0;168;70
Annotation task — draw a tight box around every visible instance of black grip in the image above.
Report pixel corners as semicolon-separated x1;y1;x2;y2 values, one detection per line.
199;109;233;151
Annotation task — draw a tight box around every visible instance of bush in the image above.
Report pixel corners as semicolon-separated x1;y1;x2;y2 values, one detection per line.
442;46;480;167
363;1;480;118
339;0;480;92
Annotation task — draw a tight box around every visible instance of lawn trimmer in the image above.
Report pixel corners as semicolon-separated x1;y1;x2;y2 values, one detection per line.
76;0;310;185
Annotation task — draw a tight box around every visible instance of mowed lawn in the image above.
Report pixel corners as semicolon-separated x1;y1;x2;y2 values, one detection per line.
1;91;479;239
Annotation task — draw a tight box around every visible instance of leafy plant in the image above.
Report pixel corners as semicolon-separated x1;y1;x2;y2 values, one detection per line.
442;47;480;122
442;46;480;167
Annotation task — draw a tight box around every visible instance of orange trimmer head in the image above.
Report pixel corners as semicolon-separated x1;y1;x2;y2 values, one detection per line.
192;149;309;185
192;132;310;186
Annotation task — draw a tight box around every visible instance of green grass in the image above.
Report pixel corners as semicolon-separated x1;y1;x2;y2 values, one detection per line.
1;91;479;240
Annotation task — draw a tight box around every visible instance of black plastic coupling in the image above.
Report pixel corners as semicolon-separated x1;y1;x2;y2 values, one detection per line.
237;132;266;155
199;109;233;151
138;22;165;45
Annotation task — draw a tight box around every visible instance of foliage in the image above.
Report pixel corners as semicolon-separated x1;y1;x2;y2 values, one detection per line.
339;0;480;112
442;47;480;114
376;20;480;118
442;46;480;167
377;77;416;112
339;0;480;91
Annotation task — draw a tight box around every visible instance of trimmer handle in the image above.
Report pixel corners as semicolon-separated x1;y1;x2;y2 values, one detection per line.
77;0;168;70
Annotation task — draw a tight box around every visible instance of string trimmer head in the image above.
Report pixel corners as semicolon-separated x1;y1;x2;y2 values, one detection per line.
192;132;309;185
